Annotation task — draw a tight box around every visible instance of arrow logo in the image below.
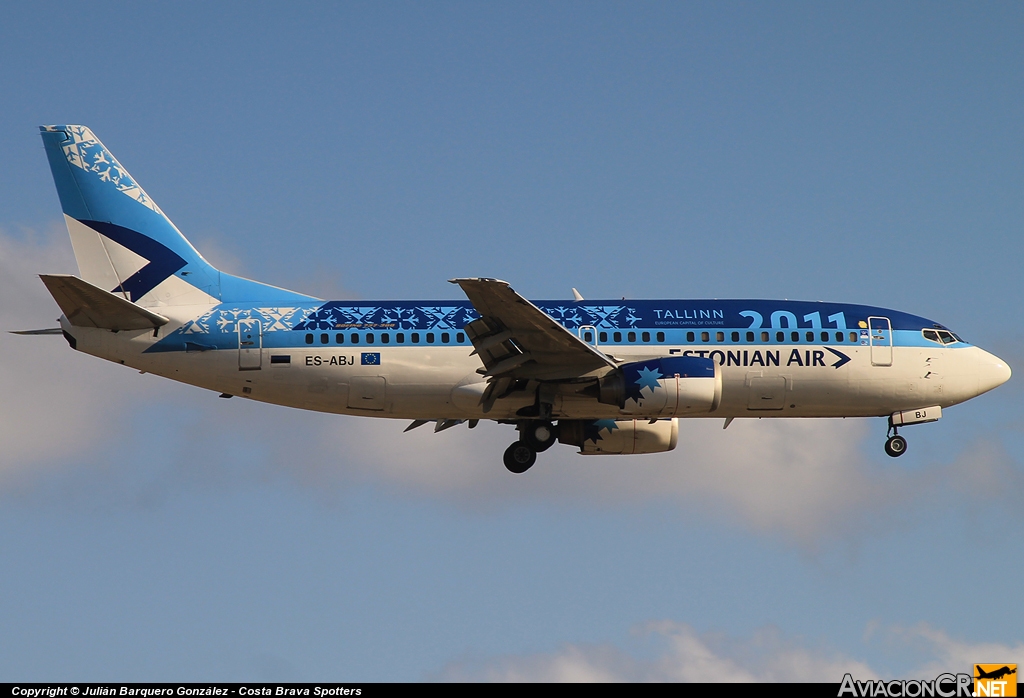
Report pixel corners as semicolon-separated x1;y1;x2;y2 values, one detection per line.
824;347;851;369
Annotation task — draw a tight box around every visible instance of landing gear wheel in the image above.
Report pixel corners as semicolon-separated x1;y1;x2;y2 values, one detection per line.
503;442;537;473
884;435;907;458
523;421;557;452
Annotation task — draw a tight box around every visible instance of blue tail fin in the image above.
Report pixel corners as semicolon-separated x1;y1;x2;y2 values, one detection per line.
39;125;314;306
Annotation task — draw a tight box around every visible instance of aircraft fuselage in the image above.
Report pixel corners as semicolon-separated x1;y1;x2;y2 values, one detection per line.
63;297;1009;421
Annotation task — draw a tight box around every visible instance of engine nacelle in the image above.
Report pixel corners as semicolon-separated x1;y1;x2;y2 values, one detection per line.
559;418;679;455
593;356;721;417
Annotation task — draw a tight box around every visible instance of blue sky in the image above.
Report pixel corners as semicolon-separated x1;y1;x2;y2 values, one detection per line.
1;2;1022;682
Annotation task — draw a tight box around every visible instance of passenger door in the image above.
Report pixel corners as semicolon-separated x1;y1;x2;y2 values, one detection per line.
238;319;262;371
868;316;893;366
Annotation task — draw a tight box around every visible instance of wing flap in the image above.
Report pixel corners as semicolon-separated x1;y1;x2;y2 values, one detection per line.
39;274;169;331
451;278;615;380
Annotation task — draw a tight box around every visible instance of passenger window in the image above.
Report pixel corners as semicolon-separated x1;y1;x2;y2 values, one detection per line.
731;331;739;342
820;331;828;342
320;333;329;344
441;332;450;343
305;333;313;345
701;331;709;342
366;333;374;344
351;333;359;344
627;331;636;342
336;333;344;344
835;332;843;342
849;332;857;343
613;332;622;342
411;333;420;343
716;332;724;342
642;331;650;342
746;331;754;342
687;331;695;342
381;333;390;344
806;331;813;342
583;331;593;342
789;331;797;342
397;333;405;344
457;332;465;342
761;331;769;342
775;331;784;342
656;332;665;342
426;332;435;343
599;332;608;342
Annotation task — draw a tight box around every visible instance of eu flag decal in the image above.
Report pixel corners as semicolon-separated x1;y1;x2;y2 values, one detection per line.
361;352;381;366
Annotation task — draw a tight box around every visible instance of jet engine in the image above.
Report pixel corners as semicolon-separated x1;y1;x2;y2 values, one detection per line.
587;356;721;417
559;418;679;455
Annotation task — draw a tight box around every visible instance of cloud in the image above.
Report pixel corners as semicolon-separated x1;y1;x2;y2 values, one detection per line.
434;621;878;682
294;413;1023;546
0;226;155;486
434;621;1023;682
882;624;1024;678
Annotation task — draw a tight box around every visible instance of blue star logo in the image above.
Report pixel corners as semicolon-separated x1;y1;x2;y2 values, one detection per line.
634;365;663;393
585;419;619;443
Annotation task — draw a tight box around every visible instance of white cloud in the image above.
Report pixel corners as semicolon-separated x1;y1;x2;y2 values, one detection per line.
434;621;1023;683
435;621;878;682
0;226;153;485
884;624;1024;678
300;414;1022;545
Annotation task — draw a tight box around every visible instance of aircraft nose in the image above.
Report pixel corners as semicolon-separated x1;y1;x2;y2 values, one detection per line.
976;349;1011;395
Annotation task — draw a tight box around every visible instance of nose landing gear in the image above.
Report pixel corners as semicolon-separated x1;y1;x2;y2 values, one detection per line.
884;417;908;458
884;432;907;457
882;407;942;457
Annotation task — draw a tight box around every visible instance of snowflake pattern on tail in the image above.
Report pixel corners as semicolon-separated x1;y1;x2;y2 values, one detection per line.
44;125;163;215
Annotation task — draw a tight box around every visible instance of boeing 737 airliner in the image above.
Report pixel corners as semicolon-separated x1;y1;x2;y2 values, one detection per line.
21;125;1011;473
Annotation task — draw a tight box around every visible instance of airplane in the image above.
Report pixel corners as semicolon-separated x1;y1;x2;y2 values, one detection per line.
975;666;1016;681
19;125;1011;473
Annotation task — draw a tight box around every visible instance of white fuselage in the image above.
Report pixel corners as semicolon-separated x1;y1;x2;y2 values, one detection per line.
62;305;1009;423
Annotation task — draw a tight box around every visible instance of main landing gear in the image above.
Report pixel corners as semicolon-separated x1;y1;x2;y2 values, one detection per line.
503;442;536;473
503;420;558;473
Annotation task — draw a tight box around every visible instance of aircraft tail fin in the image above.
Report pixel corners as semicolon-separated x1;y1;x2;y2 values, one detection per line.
38;125;313;307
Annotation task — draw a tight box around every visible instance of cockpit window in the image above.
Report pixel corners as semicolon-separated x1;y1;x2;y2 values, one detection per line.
923;329;962;345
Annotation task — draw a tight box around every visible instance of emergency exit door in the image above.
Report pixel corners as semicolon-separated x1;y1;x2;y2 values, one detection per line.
579;325;598;346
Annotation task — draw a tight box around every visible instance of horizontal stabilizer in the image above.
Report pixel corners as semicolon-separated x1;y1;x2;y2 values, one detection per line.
9;328;64;335
39;274;169;331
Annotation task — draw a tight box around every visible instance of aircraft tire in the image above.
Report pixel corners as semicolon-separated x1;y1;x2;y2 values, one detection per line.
503;442;537;473
884;435;907;458
523;421;557;452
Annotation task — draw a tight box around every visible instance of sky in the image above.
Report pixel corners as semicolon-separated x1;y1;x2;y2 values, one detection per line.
1;1;1022;682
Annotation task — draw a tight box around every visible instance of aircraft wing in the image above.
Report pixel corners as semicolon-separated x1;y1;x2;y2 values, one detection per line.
40;274;169;331
450;277;616;381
